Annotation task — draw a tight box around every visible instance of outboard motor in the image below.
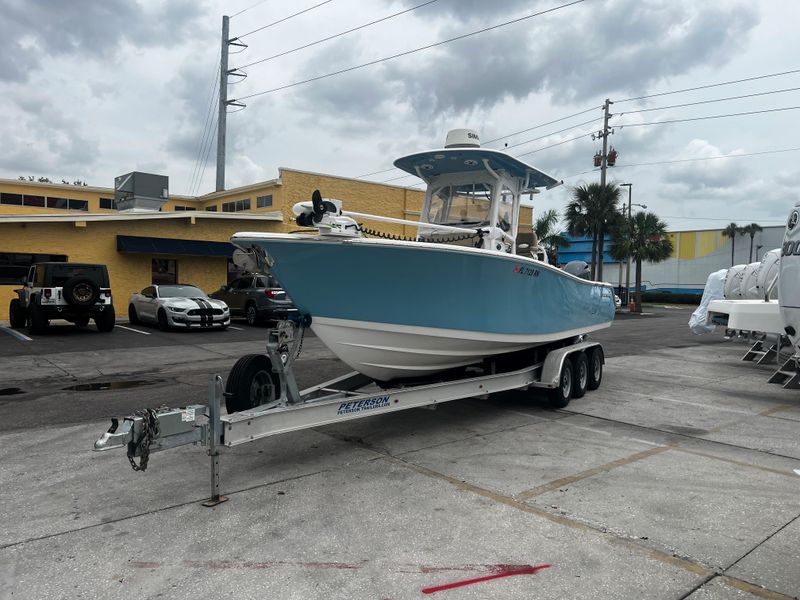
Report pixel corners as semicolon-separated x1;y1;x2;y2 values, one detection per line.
779;205;800;351
563;261;591;280
293;190;359;236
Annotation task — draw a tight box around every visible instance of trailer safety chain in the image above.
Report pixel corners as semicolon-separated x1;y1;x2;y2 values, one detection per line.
127;408;161;472
358;224;482;244
294;325;305;360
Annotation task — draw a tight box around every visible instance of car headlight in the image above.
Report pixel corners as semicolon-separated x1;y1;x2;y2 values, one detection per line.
167;305;186;312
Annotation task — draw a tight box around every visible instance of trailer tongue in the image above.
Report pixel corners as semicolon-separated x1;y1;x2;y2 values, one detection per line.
94;318;605;506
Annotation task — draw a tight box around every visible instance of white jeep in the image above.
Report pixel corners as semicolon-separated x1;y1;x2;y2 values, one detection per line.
9;262;115;334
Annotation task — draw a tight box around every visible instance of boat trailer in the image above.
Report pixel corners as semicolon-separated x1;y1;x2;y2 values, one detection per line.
94;319;604;506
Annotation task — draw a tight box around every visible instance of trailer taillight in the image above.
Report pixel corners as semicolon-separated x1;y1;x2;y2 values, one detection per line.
44;289;52;299
104;291;111;297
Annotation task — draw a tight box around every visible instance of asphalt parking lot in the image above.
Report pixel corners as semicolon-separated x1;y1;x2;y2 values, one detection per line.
1;307;799;599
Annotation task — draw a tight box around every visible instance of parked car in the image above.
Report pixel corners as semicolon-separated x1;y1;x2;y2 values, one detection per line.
128;284;230;331
210;273;296;326
9;262;115;334
614;294;622;309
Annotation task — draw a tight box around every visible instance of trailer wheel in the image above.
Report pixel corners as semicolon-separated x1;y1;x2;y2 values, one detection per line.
571;352;589;399
587;346;604;390
225;354;279;414
549;358;574;408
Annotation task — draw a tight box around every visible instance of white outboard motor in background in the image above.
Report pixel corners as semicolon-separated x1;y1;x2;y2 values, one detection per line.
562;261;591;280
756;249;781;298
724;264;748;299
779;206;800;352
689;269;728;334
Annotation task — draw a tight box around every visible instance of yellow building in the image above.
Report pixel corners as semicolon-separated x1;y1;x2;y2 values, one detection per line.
0;168;534;321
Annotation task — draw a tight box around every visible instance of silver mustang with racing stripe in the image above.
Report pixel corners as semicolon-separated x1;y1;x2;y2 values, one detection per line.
127;284;230;330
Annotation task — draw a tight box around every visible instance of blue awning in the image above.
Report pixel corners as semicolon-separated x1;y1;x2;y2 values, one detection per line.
116;235;235;257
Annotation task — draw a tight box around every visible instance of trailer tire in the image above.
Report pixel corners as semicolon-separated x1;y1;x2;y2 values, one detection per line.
225;354;279;414
571;352;588;399
587;346;604;390
549;358;574;408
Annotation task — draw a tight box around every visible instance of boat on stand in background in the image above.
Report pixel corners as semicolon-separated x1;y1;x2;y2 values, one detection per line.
232;129;616;383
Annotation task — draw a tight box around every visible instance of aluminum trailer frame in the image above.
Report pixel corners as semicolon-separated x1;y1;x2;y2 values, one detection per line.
94;319;603;505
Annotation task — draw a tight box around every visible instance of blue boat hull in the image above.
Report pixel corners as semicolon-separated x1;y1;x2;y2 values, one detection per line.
233;234;616;380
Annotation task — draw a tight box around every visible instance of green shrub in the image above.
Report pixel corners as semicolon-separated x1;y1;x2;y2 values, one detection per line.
640;291;701;305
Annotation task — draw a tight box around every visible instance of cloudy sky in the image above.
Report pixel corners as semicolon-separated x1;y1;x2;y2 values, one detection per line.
2;0;798;231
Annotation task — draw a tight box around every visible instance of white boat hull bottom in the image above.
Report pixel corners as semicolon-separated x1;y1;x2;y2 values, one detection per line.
311;316;612;381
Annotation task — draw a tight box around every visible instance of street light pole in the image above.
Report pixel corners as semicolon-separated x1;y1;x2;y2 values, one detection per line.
620;183;632;304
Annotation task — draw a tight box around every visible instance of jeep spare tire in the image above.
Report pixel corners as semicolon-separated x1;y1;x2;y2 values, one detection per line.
63;276;100;307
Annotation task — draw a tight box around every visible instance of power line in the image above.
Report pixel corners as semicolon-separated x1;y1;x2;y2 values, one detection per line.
358;166;399;178
615;105;800;128
233;0;589;102
560;146;800;180
193;115;219;196
614;146;800;169
230;0;270;19
661;215;785;224
188;63;220;195
236;0;440;70
359;102;600;178
618;86;800;115
232;0;335;40
515;132;589;157
502;117;600;150
483;105;602;145
615;68;800;104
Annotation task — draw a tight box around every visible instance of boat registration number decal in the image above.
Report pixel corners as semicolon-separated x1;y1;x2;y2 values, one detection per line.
513;265;540;277
337;395;391;415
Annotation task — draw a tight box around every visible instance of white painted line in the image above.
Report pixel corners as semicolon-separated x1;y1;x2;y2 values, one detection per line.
116;324;151;335
228;326;244;331
0;327;33;342
794;469;800;477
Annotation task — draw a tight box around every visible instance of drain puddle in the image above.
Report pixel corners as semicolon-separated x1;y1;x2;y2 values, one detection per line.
0;387;24;396
62;379;165;392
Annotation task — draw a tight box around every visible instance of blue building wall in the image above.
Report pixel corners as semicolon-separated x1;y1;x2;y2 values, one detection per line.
556;233;620;266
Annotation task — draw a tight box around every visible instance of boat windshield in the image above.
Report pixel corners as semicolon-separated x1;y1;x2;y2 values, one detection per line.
425;183;493;227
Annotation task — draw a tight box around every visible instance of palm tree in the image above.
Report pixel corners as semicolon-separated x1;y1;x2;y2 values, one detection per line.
722;222;741;266
611;211;673;312
534;208;570;264
566;183;621;280
741;223;763;262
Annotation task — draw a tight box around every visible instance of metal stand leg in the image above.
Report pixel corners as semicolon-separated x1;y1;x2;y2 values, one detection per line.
202;374;229;507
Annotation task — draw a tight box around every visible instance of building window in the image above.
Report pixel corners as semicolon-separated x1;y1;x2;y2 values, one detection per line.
256;195;272;208
205;205;218;212
152;259;177;285
0;252;68;284
174;205;197;211
46;197;68;209
222;198;251;212
23;195;45;207
99;197;117;210
0;193;22;205
68;199;88;211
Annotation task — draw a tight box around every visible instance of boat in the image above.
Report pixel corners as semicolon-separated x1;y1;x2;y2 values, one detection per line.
231;129;616;382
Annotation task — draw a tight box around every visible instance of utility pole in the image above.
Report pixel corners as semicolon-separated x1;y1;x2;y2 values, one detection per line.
593;98;613;281
216;15;230;192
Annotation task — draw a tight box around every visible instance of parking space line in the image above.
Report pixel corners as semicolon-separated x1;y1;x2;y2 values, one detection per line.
514;446;672;501
116;324;151;335
228;326;244;331
0;327;33;342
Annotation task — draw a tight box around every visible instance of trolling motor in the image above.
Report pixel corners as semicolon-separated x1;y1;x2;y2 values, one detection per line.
293;190;360;236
